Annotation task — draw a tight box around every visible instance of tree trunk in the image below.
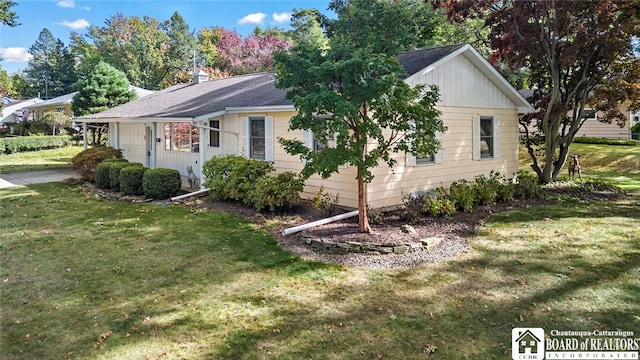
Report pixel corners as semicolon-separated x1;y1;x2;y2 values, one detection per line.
357;167;371;233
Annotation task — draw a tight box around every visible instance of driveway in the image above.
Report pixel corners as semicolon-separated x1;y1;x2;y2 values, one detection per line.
0;168;81;189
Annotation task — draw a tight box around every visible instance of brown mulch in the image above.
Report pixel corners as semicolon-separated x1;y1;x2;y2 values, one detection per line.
82;182;628;269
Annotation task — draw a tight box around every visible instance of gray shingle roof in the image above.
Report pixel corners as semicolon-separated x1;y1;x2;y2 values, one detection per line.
397;44;467;78
78;73;291;120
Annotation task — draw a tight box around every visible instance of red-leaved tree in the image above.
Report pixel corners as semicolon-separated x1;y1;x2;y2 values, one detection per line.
441;0;640;182
212;28;291;75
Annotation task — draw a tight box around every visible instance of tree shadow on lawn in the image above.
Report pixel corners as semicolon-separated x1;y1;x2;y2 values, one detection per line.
208;198;639;359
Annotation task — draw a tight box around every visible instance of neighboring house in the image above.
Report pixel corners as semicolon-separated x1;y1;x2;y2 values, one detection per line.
519;89;637;139
27;86;155;120
76;44;534;209
0;98;44;132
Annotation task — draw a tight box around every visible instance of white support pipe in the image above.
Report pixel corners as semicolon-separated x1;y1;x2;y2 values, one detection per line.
170;188;210;202
281;210;359;236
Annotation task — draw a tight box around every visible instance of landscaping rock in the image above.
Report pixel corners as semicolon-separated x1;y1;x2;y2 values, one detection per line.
400;224;417;235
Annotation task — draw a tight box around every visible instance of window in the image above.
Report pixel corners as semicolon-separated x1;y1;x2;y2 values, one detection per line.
55;107;65;113
250;117;265;160
480;116;494;158
164;122;199;153
473;115;500;160
241;116;273;161
405;131;444;167
209;120;220;148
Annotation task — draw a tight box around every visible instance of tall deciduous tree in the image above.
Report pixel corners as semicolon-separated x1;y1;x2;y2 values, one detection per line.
72;61;136;145
442;0;640;183
24;29;77;99
275;0;445;233
0;0;19;27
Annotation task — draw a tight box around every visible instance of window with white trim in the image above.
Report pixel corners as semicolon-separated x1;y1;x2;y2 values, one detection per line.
473;115;500;160
209;120;220;148
405;131;444;167
164;122;200;153
241;116;273;161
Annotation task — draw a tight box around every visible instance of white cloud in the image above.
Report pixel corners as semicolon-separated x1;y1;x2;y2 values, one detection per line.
238;13;266;25
57;0;75;8
57;19;90;30
272;12;291;24
0;47;32;63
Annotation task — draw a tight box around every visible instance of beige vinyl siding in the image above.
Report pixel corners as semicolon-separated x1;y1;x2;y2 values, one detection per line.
366;106;520;209
575;116;630;139
270;111;359;208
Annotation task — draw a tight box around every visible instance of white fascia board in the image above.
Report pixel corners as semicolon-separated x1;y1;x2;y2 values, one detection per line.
73;116;194;123
223;105;296;113
192;110;228;122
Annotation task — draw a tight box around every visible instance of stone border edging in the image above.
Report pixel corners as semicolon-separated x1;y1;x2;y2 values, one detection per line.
300;232;443;255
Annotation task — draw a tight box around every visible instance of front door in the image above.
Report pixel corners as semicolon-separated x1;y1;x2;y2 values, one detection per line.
145;127;152;167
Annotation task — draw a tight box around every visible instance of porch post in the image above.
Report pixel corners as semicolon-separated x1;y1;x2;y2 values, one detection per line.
82;122;88;150
114;122;120;149
151;122;157;168
199;120;206;188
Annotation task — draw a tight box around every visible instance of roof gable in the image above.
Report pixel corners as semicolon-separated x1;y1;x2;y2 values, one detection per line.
400;44;534;113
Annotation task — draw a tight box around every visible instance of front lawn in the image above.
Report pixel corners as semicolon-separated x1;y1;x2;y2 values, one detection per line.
0;146;83;174
1;181;638;359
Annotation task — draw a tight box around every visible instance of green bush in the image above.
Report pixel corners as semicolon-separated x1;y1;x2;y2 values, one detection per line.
474;173;500;206
249;172;305;211
311;186;340;216
109;161;132;191
572;136;639;146
423;196;456;217
0;135;72;154
579;178;622;193
119;164;146;196
449;180;476;212
71;147;123;182
202;155;274;205
95;158;129;189
515;170;541;199
399;190;433;223
143;168;181;199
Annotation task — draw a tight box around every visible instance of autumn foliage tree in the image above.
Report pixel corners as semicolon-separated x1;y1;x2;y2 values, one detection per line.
442;0;640;183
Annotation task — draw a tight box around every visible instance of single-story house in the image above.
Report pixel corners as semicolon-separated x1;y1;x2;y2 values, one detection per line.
519;89;639;140
27;86;155;120
1;98;44;132
76;44;534;209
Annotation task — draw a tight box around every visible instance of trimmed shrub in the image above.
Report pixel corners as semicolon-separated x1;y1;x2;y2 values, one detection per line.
249;172;305;211
109;161;132;191
449;179;476;212
515;170;541;199
399;190;433;223
572;136;639;146
311;186;340;216
202;155;274;204
119;164;146;196
95;158;129;189
474;173;500;206
0;135;72;154
143;168;181;199
71;147;123;182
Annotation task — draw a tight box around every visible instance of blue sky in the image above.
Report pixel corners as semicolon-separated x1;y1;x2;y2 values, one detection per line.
0;0;334;74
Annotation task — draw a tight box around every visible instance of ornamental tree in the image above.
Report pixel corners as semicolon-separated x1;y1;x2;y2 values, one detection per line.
275;0;445;233
442;0;640;183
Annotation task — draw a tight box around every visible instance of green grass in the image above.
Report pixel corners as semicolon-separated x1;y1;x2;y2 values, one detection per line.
0;144;638;359
0;146;83;174
520;142;640;191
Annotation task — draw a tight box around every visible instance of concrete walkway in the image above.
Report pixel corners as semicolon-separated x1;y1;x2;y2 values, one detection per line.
0;168;81;189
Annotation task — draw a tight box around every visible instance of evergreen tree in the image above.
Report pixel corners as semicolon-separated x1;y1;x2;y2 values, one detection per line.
72;61;136;115
24;29;77;99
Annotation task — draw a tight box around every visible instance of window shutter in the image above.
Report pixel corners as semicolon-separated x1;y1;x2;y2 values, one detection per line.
241;116;249;158
406;152;417;167
472;115;481;160
434;131;444;164
302;130;313;149
265;116;274;161
493;116;501;159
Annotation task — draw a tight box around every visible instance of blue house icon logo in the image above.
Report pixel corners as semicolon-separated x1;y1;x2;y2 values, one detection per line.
512;328;545;360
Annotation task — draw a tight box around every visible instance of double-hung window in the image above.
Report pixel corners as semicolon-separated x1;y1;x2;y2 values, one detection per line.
473;115;500;160
241;116;273;161
209;120;220;148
